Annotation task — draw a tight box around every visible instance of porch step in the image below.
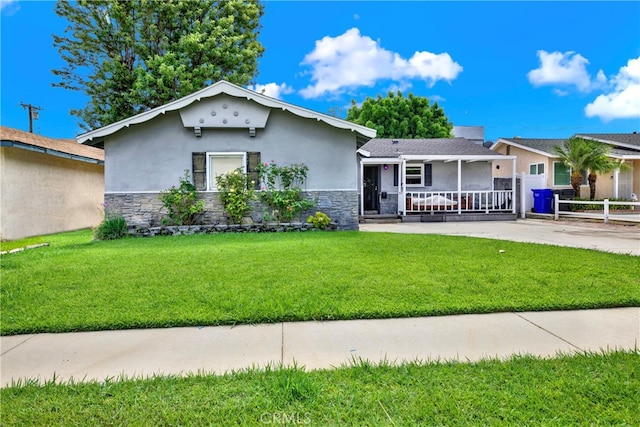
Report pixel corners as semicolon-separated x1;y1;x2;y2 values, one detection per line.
359;215;402;224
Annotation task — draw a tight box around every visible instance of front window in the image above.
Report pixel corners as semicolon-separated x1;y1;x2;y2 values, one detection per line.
208;152;246;190
406;164;423;186
553;162;588;186
529;163;544;175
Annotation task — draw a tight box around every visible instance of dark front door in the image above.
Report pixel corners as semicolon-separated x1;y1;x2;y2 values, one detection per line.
364;165;380;212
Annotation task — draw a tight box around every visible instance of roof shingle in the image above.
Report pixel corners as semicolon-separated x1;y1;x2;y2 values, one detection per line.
1;126;104;161
360;138;496;157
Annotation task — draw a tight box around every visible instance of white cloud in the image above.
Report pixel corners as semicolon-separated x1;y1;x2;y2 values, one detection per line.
299;28;463;98
585;56;640;121
1;0;20;15
247;82;294;99
527;50;601;92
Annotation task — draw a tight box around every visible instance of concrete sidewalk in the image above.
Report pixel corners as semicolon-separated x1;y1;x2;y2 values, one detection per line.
2;308;638;387
360;219;640;256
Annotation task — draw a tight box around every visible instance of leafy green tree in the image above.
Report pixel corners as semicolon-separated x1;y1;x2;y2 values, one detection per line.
346;91;453;138
53;0;264;130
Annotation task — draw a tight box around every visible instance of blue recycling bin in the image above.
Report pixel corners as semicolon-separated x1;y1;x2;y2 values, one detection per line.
532;189;553;214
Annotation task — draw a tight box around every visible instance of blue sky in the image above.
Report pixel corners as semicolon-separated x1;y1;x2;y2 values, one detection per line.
1;1;639;142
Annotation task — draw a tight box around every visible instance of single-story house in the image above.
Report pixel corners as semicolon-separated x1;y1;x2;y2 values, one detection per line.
77;80;376;230
357;138;517;221
491;134;640;200
0;126;104;240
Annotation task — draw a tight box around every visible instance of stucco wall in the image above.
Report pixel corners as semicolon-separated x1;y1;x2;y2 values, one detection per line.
493;144;640;199
0;147;104;240
104;106;358;193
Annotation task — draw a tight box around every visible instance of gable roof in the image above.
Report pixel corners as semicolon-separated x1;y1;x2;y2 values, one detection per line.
493;136;640;159
77;80;376;145
1;126;104;164
492;138;566;157
359;138;510;160
575;133;640;150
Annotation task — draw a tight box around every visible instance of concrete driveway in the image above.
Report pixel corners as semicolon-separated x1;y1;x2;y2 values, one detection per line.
359;219;640;256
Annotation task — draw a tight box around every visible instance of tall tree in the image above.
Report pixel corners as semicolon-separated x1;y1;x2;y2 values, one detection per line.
53;0;265;130
346;91;453;139
553;137;595;198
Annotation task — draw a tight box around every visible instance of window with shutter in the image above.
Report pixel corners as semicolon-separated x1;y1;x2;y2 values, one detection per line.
406;164;424;186
192;152;207;191
246;152;261;190
424;164;432;187
192;152;261;191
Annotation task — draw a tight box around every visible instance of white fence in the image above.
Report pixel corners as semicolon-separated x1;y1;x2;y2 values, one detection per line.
553;195;640;224
405;190;514;214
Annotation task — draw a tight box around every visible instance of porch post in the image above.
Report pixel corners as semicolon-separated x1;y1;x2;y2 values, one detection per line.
401;159;407;215
613;167;620;199
398;160;404;215
457;159;462;214
512;158;517;214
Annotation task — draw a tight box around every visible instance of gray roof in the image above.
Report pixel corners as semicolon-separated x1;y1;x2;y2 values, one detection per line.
497;136;640;158
360;138;496;157
495;138;567;156
576;133;640;149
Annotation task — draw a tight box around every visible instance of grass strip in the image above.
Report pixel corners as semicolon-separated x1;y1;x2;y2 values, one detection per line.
1;350;638;425
2;229;639;335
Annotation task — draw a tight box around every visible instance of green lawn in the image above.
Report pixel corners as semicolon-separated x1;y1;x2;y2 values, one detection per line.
1;229;638;335
1;351;638;425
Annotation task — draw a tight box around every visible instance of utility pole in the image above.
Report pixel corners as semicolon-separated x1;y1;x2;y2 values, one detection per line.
19;102;43;133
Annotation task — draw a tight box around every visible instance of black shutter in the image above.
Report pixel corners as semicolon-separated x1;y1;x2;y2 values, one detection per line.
247;152;261;190
192;152;206;191
424;164;432;187
393;164;399;186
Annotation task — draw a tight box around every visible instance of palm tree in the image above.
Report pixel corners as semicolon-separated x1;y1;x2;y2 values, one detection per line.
553;137;593;198
585;141;630;200
584;141;613;200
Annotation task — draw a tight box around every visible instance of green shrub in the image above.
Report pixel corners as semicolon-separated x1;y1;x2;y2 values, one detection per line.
93;214;128;240
216;168;256;224
307;211;331;229
159;171;205;225
256;162;315;223
572;198;634;211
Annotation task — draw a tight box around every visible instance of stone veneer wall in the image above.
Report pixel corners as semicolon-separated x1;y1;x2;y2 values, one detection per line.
104;190;359;230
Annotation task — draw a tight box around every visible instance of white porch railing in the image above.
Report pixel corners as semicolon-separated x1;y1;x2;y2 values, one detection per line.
405;190;515;214
553;195;640;224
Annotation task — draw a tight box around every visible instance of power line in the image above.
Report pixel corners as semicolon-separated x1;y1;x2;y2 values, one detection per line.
19;102;43;133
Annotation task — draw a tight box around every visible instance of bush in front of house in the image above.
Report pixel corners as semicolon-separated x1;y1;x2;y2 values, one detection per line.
256;162;315;223
159;171;205;225
216;168;256;224
93;205;128;240
307;211;331;229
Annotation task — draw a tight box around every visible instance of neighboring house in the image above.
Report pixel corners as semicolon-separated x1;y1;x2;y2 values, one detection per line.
357;138;517;220
77;80;376;230
0;126;104;240
452;125;485;145
492;134;640;200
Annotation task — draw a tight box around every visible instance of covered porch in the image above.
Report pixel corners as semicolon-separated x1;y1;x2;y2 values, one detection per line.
358;153;518;220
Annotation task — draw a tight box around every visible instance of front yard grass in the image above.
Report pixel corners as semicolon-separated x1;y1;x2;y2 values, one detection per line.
1;229;638;335
2;350;638;425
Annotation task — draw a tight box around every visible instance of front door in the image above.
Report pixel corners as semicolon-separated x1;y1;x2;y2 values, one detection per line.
364;165;380;212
